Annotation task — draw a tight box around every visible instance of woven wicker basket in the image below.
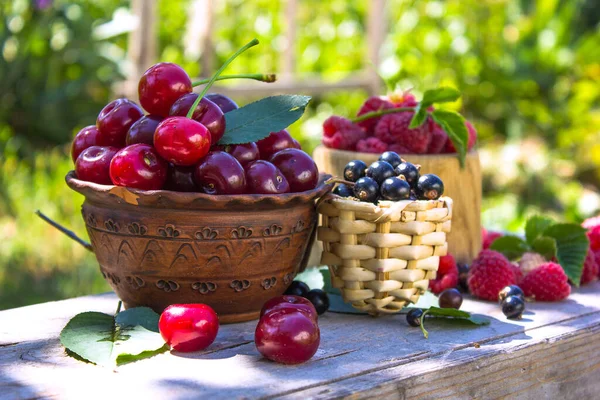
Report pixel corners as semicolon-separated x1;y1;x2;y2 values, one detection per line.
317;195;453;315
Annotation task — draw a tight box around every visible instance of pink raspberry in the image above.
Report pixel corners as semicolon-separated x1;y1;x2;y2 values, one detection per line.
586;225;600;251
444;120;477;153
322;116;366;151
356;137;388;154
467;250;516;301
356;96;395;134
580;250;599;285
482;228;504;250
429;254;459;295
582;216;600;230
426;120;448;154
373;112;431;154
520;262;571;301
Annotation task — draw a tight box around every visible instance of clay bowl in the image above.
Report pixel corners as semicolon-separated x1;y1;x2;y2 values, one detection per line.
66;171;333;323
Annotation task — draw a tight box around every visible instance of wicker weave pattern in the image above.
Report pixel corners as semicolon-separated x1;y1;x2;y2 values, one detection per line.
318;196;453;315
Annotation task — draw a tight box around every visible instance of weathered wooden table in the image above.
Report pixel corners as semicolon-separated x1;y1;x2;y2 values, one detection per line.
2;282;600;399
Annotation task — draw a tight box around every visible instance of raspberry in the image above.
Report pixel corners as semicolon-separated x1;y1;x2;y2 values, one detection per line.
388;92;418;107
582;216;600;230
444;120;477;153
519;252;546;275
511;263;524;284
322;116;366;151
374;112;431;154
429;254;459;295
482;228;503;250
467;250;516;301
586;225;600;251
580;250;598;285
356;96;395;134
426;120;448;154
520;262;570;301
356;137;388;154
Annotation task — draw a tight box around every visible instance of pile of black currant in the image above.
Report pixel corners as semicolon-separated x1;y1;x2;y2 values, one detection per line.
285;281;330;315
498;285;525;319
334;151;445;204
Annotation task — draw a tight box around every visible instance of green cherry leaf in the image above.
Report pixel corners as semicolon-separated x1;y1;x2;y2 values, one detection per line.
531;236;557;260
431;109;468;167
525;215;554;246
421;87;461;106
419;307;490;339
218;95;311;145
543;223;589;286
115;307;160;333
490;235;531;260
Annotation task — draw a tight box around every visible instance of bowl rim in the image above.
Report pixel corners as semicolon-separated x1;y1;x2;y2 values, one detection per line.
66;170;334;209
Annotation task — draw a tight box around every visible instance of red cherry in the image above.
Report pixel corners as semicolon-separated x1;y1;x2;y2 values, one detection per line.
245;160;290;194
165;164;197;192
255;308;320;364
194;151;247;195
96;98;144;147
71;125;101;162
126;115;164;146
169;94;226;144
270;149;319;192
109;144;168;190
215;142;260;168
158;304;219;353
138;62;192;116
260;295;318;321
154;117;212;166
256;130;296;160
205;93;238;113
75;146;118;185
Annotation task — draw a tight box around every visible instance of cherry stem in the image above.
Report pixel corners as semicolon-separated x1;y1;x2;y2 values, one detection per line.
35;210;94;252
186;38;260;119
191;73;276;87
420;309;430;339
350;107;416;123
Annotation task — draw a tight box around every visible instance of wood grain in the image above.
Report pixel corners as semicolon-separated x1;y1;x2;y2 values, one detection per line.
312;145;482;264
1;283;599;399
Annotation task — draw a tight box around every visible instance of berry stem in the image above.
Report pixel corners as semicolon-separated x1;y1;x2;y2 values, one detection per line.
324;177;356;187
420;309;430;339
115;301;122;315
35;210;94;252
350;107;416;123
192;73;276;87
186;38;260;119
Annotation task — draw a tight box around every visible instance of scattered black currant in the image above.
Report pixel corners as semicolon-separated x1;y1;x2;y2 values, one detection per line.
457;263;470;293
378;151;403;168
353;177;379;203
284;281;310;297
305;289;330;315
333;183;353;197
343;160;368;182
498;285;524;303
380;177;411;201
438;288;463;309
395;162;420;188
406;308;424;327
366;161;395;185
416;174;444;200
502;295;525;319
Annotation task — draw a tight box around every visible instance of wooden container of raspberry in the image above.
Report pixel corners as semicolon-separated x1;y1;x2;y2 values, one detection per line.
312;145;482;264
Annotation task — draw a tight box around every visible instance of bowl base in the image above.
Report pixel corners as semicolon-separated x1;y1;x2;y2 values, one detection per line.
124;301;261;324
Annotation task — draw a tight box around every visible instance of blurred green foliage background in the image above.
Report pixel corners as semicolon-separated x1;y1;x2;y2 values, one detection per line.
1;0;599;309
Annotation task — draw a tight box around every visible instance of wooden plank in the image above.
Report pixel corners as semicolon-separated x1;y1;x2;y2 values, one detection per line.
1;283;599;399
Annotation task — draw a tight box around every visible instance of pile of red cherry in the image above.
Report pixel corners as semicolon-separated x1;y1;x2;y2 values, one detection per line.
71;62;318;195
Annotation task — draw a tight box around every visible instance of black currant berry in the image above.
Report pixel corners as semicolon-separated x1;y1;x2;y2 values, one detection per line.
502;295;525;319
333;183;353;198
353;177;379;203
416;174;444;200
378;151;403;168
406;308;424;327
343;160;367;182
380;177;411;201
305;289;330;315
457;263;470;293
438;288;463;309
366;161;395;185
498;285;524;303
395;162;420;188
284;281;310;297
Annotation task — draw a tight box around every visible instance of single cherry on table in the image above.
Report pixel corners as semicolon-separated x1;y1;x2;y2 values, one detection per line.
270;148;319;193
194;151;247;195
158;303;219;352
169;93;226;144
109;144;168;190
96;98;144;147
126;114;164;146
245;160;290;194
75;146;119;185
138;62;192;117
257;130;297;160
71;125;102;162
260;295;318;321
154;116;212;166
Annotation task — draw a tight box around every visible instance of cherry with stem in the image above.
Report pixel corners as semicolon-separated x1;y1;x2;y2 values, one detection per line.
191;73;276;87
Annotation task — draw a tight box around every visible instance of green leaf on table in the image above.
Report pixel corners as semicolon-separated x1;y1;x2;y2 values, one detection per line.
420;306;490;339
421;87;461;106
543;223;589;286
218;95;311;145
490;235;530;260
531;236;557;260
60;306;167;367
408;106;428;129
525;216;554;245
431;109;468;167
